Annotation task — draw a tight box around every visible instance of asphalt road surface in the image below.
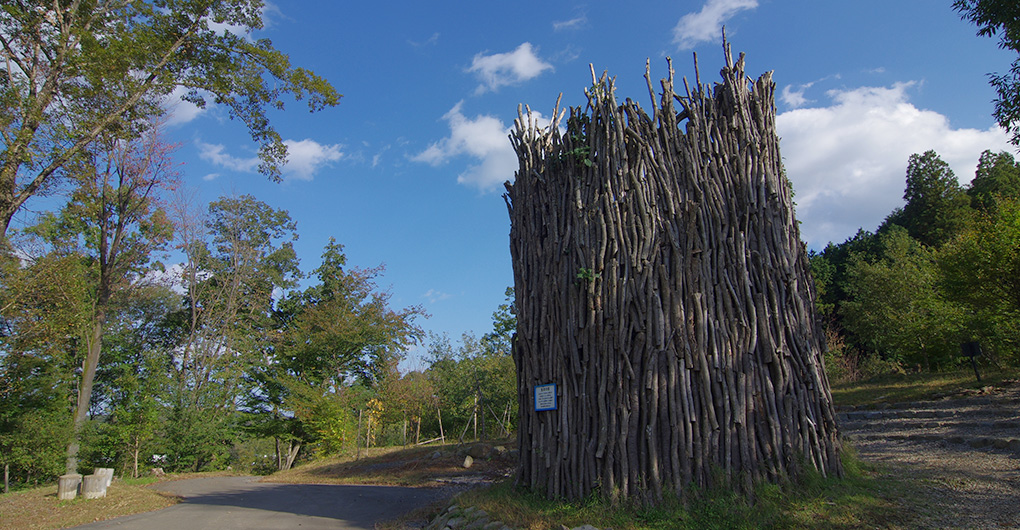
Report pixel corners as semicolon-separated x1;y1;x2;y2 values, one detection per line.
71;476;448;529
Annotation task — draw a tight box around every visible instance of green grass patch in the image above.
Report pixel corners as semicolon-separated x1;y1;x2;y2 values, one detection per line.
450;444;913;525
831;367;1015;407
453;448;910;530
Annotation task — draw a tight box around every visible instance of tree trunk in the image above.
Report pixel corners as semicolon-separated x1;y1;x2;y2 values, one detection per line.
283;441;300;470
67;312;106;474
437;407;445;444
275;436;283;471
505;45;842;502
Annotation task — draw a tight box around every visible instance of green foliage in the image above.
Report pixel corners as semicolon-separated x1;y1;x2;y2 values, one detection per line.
482;287;516;356
0;251;89;487
426;330;517;441
0;0;340;234
892;150;971;247
940;197;1020;365
559;114;594;170
840;226;965;370
954;0;1020;147
576;267;601;283
243;236;425;463
278;376;360;456
275;238;425;387
813;149;1020;374
158;406;236;472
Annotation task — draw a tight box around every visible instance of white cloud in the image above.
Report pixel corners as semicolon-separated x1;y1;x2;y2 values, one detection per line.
164;86;209;126
282;138;343;180
777;82;1012;248
780;83;812;109
553;15;587;31
673;0;758;50
423;289;452;303
197;141;260;173
412;102;521;191
468;43;553;94
197;138;342;180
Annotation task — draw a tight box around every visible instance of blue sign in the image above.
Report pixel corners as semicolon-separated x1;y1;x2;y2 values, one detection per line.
534;383;557;411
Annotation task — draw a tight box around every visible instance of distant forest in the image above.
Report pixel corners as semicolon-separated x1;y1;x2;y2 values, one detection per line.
811;149;1020;379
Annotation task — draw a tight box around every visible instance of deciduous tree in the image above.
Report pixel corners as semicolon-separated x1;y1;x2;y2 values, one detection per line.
26;124;176;473
841;226;964;370
0;0;340;237
940;197;1020;364
954;0;1020;146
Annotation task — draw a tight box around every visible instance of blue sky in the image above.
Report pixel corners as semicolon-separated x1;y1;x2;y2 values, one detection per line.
155;0;1015;366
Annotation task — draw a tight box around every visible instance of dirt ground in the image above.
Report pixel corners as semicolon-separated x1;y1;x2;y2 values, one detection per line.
843;384;1020;529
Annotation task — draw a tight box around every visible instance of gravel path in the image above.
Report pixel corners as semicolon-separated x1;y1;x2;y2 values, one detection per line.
841;385;1020;529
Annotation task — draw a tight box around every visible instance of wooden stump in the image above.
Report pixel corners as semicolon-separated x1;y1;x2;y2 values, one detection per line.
81;474;107;499
57;474;82;501
505;44;842;502
94;468;114;489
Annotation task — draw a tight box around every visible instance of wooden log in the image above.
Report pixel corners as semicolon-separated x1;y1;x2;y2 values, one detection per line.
506;39;841;503
57;473;81;501
81;474;106;499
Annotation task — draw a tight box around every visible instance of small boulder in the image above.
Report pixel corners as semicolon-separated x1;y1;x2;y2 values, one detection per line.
468;443;494;459
463;455;474;469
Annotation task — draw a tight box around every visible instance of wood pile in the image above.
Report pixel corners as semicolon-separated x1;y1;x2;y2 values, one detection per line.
504;43;842;502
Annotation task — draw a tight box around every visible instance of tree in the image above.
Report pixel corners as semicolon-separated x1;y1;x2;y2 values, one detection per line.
481;287;516;356
244;238;425;467
0;252;88;488
160;194;299;470
968;149;1020;212
0;0;340;237
893;150;971;248
28;124;177;473
954;1;1020;147
97;285;177;478
940;197;1020;365
841;226;965;370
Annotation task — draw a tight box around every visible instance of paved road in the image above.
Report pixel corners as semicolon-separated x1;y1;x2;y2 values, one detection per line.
72;476;448;529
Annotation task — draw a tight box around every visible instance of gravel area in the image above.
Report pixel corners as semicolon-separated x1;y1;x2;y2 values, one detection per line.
842;385;1020;529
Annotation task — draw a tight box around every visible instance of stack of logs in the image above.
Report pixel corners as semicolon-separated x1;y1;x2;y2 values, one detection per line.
504;43;842;503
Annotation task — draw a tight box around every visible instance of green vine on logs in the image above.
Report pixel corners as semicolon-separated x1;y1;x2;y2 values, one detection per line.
576;267;600;283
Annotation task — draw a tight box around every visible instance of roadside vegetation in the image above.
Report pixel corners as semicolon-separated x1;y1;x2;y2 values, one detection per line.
2;2;1020;530
0;476;176;530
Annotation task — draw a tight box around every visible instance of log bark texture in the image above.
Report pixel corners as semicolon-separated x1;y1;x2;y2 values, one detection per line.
504;45;842;502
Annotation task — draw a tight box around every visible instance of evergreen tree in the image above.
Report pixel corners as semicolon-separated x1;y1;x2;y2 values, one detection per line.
897;150;971;247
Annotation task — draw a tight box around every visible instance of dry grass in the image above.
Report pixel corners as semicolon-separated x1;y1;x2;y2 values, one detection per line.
830;368;1015;407
266;442;514;486
0;479;179;530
